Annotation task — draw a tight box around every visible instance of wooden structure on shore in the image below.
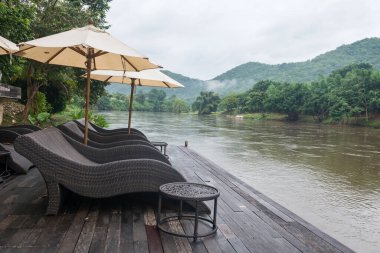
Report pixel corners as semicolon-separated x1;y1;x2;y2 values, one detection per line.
0;83;21;100
0;146;353;253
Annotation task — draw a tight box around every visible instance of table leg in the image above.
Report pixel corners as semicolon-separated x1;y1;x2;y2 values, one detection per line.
179;200;183;220
164;146;167;155
194;201;199;241
157;194;162;225
213;198;218;229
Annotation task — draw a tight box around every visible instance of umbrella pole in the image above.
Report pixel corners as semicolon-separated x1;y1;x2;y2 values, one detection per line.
84;49;92;145
128;79;136;135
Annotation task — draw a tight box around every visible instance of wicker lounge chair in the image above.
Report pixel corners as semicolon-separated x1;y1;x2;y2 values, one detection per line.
14;127;187;215
75;118;146;138
66;121;148;142
57;124;154;149
57;122;155;148
57;126;170;165
0;129;35;174
0;143;34;174
0;124;42;131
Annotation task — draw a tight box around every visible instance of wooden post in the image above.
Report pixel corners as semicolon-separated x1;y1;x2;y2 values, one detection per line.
128;78;136;135
84;48;93;145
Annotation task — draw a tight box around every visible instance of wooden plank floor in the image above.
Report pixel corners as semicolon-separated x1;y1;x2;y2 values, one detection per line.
0;146;354;253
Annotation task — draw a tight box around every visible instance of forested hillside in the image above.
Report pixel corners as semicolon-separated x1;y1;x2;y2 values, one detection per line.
106;38;380;101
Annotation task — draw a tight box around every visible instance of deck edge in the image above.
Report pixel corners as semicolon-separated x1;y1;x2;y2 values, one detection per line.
178;146;355;253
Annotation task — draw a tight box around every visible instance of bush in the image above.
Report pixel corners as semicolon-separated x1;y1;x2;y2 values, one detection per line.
70;107;85;119
45;84;68;113
28;112;51;125
34;92;48;114
91;114;108;128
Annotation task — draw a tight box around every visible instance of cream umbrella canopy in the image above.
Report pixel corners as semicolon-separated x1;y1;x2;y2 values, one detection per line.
0;36;19;55
89;69;184;134
16;25;160;144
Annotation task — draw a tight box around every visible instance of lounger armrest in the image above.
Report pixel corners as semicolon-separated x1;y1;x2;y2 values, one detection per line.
88;139;156;149
66;137;170;165
74;119;147;138
88;131;148;143
58;125;154;149
0;130;21;143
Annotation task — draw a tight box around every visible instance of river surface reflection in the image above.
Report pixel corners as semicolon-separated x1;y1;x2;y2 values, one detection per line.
104;111;380;252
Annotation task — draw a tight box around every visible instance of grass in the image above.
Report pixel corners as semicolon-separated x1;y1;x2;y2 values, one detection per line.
233;113;287;120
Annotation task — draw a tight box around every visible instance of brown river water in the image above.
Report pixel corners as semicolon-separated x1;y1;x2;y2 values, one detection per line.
104;111;380;253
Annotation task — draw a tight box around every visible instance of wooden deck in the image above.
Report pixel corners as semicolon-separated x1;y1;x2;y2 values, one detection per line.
0;146;354;253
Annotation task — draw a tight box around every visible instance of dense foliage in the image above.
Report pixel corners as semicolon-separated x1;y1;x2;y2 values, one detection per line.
0;0;111;122
217;63;380;122
95;89;190;113
192;92;221;114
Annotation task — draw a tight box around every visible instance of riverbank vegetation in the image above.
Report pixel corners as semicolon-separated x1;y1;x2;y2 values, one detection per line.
199;63;380;126
91;63;380;127
95;89;190;113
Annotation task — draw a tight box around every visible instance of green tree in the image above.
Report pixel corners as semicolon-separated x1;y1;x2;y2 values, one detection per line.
219;93;239;113
324;63;380;121
147;89;166;112
265;82;308;121
243;80;272;113
171;98;189;113
192;91;221;114
1;0;111;119
303;80;330;122
135;91;146;104
96;94;112;110
0;2;34;83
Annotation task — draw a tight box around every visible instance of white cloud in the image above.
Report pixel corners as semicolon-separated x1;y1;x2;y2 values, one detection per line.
106;0;380;80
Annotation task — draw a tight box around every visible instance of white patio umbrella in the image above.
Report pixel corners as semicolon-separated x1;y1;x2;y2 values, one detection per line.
89;69;184;134
0;36;19;55
16;25;160;144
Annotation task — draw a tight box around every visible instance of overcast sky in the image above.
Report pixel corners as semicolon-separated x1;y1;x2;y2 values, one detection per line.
106;0;380;80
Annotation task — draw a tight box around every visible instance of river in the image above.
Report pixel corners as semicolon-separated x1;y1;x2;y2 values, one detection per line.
103;111;380;253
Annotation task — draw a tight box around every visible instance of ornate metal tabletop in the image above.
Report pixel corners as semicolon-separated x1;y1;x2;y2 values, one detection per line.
159;182;219;201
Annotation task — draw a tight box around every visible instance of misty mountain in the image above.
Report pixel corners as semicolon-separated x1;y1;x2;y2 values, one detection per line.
105;71;208;103
106;37;380;101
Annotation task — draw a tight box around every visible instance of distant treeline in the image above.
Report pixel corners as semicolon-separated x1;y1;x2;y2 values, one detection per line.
95;89;190;113
214;63;380;122
96;63;380;124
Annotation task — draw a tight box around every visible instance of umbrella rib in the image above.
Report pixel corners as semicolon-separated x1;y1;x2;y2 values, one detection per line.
105;76;112;82
15;45;35;54
93;50;108;58
46;47;66;64
121;56;138;71
163;81;171;88
0;46;10;54
69;46;86;57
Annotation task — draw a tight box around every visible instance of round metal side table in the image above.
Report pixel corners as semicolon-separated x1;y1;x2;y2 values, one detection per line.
157;182;219;241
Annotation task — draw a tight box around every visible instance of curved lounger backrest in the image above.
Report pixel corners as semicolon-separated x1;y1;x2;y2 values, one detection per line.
74;122;148;142
1;125;41;132
75;118;97;132
62;121;85;137
56;125;156;150
0;128;36;143
75;118;147;138
15;127;96;169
